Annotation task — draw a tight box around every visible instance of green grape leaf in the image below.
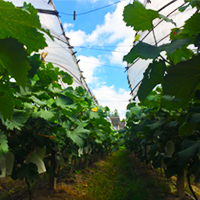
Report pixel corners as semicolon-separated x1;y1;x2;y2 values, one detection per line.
61;71;73;85
32;109;55;121
179;2;192;12
62;121;90;147
0;132;8;156
178;140;200;167
188;113;200;124
179;122;196;136
127;102;136;110
0;1;47;53
138;61;166;101
12;163;39;184
89;110;100;119
0;38;31;87
182;12;200;35
56;94;74;108
30;96;47;106
1;109;31;130
165;39;191;55
123;0;159;31
0;84;14;120
158;14;176;26
169;48;193;64
129;106;142;116
123;41;162;63
161;96;188;110
142;91;161;108
28;54;42;79
163;54;200;98
147;118;166;130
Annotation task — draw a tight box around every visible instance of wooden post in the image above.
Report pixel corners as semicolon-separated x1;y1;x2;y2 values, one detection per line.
49;151;57;190
177;170;185;199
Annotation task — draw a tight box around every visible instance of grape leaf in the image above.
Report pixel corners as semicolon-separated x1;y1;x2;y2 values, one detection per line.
158;14;176;26
178;140;200;167
56;94;74;108
123;41;162;63
169;48;193;64
165;39;191;55
163;54;200;98
0;1;47;53
12;163;39;184
28;54;42;79
138;61;166;101
1;109;31;130
188;113;200;124
161;96;188;110
123;0;159;31
62;121;90;147
147;117;166;130
32;110;55;121
0;83;14;120
179;2;192;12
61;71;73;85
0;38;31;87
182;12;200;35
179;122;196;136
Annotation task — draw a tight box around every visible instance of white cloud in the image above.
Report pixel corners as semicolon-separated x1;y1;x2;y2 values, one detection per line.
92;85;131;120
78;55;103;84
86;0;133;44
63;23;74;31
64;0;133;47
66;29;87;46
109;37;134;66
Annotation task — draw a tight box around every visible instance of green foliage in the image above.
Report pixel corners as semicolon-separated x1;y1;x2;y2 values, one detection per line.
163;54;200;98
123;1;200;194
123;0;159;31
0;0;118;188
138;60;166;101
0;38;31;87
0;1;47;53
123;41;162;63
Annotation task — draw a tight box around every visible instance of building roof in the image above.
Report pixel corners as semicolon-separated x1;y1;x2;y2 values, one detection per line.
109;116;125;130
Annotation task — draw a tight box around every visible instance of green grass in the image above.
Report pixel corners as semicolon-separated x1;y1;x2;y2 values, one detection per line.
83;150;171;200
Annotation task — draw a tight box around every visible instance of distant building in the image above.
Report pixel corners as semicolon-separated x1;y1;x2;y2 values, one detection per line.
109;116;125;130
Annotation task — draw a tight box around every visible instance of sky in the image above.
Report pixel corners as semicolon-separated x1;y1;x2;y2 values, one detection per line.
53;0;139;119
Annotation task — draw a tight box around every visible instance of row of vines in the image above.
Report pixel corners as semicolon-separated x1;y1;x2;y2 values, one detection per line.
0;1;121;197
123;0;200;199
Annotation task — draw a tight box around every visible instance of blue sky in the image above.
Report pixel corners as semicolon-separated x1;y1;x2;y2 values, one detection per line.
53;0;135;119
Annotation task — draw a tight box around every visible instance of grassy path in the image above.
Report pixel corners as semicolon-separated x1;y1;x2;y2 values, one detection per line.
1;150;176;200
82;150;174;200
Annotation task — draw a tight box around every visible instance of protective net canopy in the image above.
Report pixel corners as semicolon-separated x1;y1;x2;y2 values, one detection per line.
127;0;196;99
8;0;94;99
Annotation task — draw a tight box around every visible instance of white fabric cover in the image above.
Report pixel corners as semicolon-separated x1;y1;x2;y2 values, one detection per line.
7;0;93;96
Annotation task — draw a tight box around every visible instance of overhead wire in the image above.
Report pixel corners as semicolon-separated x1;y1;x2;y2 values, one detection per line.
58;0;127;16
47;45;129;53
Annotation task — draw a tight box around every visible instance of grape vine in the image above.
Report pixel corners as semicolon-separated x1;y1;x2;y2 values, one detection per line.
0;1;120;195
123;0;200;199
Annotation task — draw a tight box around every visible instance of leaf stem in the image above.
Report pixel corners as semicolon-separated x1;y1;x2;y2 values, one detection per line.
159;54;171;65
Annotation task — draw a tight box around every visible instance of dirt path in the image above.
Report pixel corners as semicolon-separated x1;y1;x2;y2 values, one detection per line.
0;150;192;200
